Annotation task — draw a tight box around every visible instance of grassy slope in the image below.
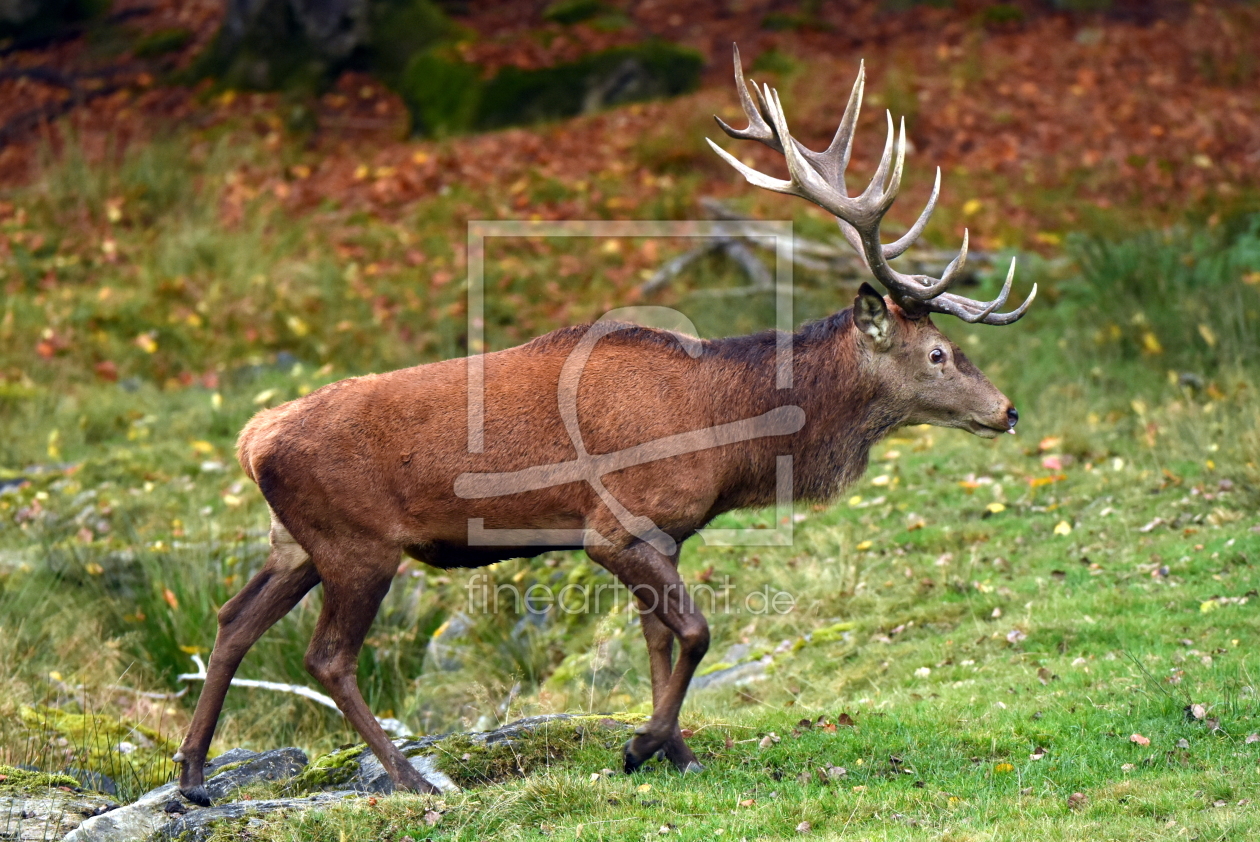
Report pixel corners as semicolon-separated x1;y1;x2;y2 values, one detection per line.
2;82;1260;842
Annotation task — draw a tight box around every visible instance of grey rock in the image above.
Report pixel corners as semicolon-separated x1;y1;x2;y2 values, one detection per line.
204;747;307;801
0;791;118;841
477;714;586;744
64;747;307;842
154;791;359;842
62;716;623;840
302;715;603;797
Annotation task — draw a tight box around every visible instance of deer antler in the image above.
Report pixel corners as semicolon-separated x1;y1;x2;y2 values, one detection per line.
708;45;1036;325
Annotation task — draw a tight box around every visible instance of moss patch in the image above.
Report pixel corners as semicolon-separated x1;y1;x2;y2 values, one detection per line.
284;744;364;794
0;764;82;792
431;715;639;788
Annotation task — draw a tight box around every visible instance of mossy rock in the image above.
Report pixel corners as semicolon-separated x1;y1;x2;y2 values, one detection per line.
288;714;641;795
284;744;365;793
475;41;703;131
541;0;610;25
18;705;179;795
365;0;468;80
430;714;639;788
396;48;483;136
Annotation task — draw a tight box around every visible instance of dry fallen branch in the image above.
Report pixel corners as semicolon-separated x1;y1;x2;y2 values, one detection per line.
176;655;409;737
637;198;1000;298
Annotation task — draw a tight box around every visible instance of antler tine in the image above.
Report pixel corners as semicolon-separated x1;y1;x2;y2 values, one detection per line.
859;111;897;206
928;257;1038;325
713;44;782;152
797;60;864;192
885;167;940;259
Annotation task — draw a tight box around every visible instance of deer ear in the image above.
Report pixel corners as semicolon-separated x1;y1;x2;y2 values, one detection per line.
854;283;894;351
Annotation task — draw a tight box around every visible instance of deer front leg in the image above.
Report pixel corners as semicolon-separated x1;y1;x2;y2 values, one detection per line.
639;609;704;773
589;541;708;774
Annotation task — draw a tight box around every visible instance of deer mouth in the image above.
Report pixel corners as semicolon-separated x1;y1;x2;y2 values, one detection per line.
967;420;1008;439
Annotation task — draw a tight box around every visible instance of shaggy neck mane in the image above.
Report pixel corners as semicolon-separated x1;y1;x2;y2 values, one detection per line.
705;309;906;510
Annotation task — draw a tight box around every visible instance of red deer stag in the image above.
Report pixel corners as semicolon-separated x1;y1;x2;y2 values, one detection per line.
175;45;1035;804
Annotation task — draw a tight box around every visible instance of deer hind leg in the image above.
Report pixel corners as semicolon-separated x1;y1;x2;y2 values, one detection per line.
589;541;708;774
177;509;319;805
302;544;441;796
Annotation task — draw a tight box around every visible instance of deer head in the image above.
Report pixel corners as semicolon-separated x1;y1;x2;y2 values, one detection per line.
852;282;1018;437
708;45;1034;437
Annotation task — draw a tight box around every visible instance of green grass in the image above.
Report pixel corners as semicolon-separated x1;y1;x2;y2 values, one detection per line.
1;124;1259;837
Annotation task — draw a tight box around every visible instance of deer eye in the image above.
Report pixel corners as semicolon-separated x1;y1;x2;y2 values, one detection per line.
929;348;946;365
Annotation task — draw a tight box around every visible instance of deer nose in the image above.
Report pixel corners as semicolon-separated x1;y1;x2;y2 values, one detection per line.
1006;407;1019;429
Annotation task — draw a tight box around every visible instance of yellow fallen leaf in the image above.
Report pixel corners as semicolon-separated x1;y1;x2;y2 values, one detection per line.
986;502;1006;514
191;440;215;455
848;495;863;507
855;540;873;551
84;562;104;575
994;763;1014;773
1054;521;1072;536
49;671;62;682
637;784;652;793
1197;324;1217;348
1200;600;1218;613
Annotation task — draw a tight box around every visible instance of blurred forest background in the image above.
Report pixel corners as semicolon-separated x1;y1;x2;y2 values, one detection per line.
2;1;1260;839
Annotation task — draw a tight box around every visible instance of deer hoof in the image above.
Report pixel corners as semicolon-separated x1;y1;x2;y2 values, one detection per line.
396;763;442;796
179;785;211;807
680;760;705;775
623;738;653;773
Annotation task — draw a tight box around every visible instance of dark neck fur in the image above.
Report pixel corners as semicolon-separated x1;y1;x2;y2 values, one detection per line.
704;309;907;512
